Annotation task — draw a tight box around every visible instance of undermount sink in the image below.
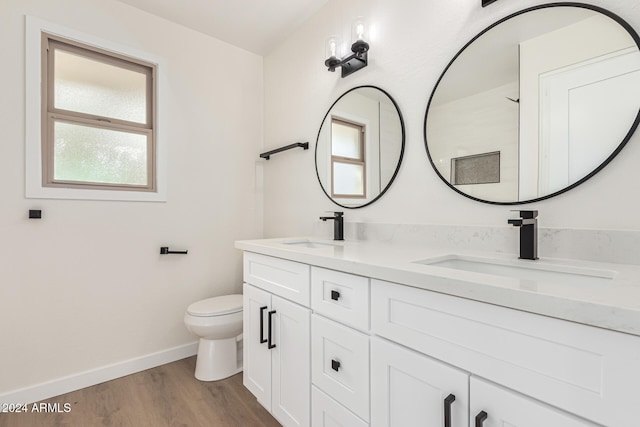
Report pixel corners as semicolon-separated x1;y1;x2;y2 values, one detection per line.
282;239;339;249
414;254;617;286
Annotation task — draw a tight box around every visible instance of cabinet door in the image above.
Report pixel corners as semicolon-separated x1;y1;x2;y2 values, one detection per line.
469;377;598;427
243;283;272;410
371;337;469;427
271;295;311;427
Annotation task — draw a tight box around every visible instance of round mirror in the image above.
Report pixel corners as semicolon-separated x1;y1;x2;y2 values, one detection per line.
424;3;640;204
316;86;405;208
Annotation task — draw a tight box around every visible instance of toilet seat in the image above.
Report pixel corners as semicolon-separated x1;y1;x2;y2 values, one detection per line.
187;294;243;317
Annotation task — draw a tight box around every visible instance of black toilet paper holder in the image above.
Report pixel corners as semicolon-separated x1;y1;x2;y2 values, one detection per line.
160;247;188;255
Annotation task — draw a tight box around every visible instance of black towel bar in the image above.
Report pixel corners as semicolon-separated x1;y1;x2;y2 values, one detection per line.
260;142;309;160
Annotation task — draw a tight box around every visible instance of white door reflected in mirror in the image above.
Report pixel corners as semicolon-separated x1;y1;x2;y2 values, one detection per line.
537;48;640;197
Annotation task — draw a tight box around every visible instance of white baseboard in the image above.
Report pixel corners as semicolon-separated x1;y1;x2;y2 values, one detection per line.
0;342;198;405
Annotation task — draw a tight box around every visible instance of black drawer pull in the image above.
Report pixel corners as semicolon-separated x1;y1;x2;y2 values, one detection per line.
331;359;341;371
444;394;455;427
267;310;277;349
475;411;488;427
331;290;340;301
259;306;268;344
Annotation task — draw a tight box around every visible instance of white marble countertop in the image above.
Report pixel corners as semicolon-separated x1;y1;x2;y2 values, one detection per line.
236;237;640;337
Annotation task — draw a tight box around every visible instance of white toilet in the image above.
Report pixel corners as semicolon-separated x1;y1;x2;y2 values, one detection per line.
184;294;243;381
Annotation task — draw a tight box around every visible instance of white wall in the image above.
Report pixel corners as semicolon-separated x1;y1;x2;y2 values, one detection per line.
263;0;640;237
0;0;263;395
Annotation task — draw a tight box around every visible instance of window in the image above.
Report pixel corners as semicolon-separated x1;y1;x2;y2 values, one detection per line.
331;118;366;199
25;16;166;201
42;34;156;191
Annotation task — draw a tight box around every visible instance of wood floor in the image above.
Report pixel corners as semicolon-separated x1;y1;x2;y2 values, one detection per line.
0;357;281;427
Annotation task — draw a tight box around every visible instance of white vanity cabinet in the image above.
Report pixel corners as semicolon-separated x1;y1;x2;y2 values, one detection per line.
371;279;639;427
243;253;311;427
240;247;640;427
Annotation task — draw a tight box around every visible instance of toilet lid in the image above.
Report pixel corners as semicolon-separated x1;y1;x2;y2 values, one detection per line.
187;294;243;317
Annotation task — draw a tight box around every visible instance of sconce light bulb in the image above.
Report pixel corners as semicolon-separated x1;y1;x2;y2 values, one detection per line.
351;17;367;43
350;18;368;54
325;36;342;64
356;23;365;40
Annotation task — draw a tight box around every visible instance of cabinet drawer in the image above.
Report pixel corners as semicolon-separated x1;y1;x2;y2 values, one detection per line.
371;279;640;426
312;314;370;421
243;252;310;306
312;386;368;427
311;267;369;331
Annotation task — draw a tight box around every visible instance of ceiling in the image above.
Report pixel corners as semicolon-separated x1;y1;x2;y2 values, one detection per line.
117;0;328;55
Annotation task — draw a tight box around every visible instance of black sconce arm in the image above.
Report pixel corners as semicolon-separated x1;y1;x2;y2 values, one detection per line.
325;40;370;78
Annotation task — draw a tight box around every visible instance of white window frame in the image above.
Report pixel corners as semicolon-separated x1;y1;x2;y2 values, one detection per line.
26;16;167;202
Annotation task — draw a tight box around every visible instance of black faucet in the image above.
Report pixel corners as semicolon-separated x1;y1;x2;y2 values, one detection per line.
319;211;344;241
508;210;538;260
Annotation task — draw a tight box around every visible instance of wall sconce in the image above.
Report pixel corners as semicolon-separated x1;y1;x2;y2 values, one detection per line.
324;18;370;78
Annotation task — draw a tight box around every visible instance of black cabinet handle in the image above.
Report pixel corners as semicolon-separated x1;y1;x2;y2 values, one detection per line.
331;359;341;371
475;411;488;427
331;290;340;301
267;310;277;349
444;394;455;427
259;306;268;344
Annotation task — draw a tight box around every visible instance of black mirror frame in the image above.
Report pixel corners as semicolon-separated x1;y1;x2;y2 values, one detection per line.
423;2;640;205
315;85;406;209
